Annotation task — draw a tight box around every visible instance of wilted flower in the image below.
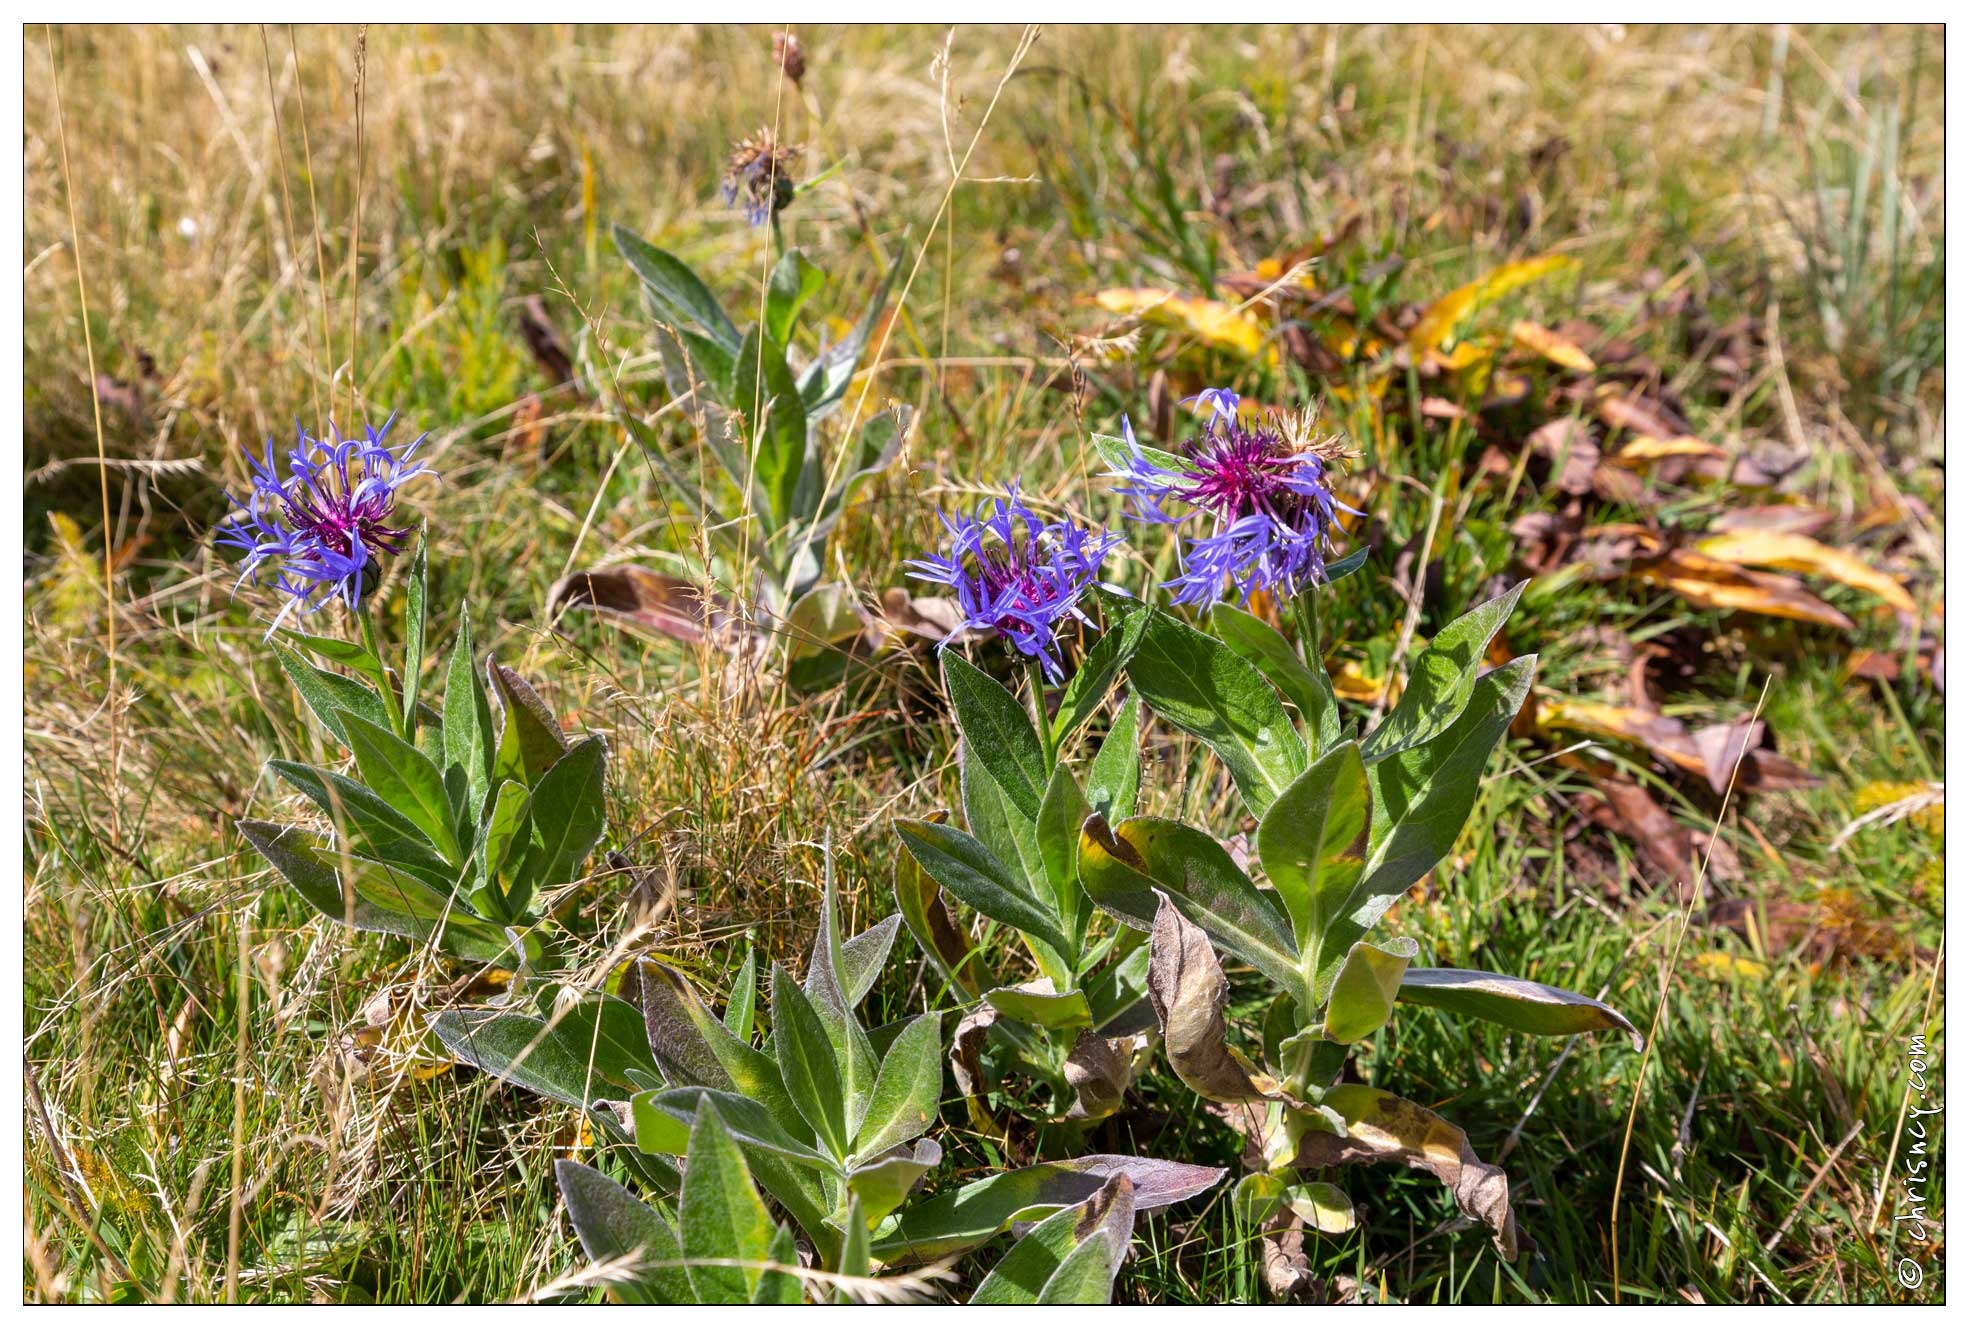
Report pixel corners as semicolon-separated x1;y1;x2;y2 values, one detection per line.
722;128;799;227
773;31;807;87
905;483;1122;680
216;416;433;632
1111;388;1358;606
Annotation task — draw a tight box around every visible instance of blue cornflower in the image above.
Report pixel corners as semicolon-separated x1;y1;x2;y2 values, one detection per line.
722;129;798;227
905;483;1122;681
1111;389;1358;607
216;416;433;633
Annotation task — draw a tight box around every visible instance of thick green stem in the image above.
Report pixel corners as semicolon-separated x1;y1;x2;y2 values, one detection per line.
1028;657;1057;769
361;608;406;738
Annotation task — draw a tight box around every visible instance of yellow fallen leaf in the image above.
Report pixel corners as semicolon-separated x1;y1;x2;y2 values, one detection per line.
1534;699;1706;776
1614;435;1726;465
1694;951;1770;981
1094;287;1269;360
1408;253;1577;353
1633;548;1855;630
1509;320;1596;373
1695;530;1917;618
1329;660;1398;705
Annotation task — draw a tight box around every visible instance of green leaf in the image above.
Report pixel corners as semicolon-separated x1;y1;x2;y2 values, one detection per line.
1126;609;1307;817
1397;968;1642;1049
983;984;1092;1031
1233;1174;1355;1235
962;738;1047;907
1323;656;1536;997
724;943;757;1041
1084;695;1141;823
765;248;824;347
509;735;608;909
402;528;428;738
732;325;810;528
1077;815;1306;1005
555;1160;693;1305
272;643;389;746
755;1224;803;1305
477;779;530;921
846;1139;943;1229
632;1087;829;1169
442;608;495;817
850;1011;943;1159
892;812;981;1000
1088;430;1187;477
1360;582;1524;765
871;1155;1223;1263
680;1097;779;1304
1211;602;1339;751
1255;741;1369;958
895;820;1073;970
636;961;811;1145
944;653;1048;820
1321;936;1418;1043
771;964;849;1159
1050;601;1151;748
488;660;568;787
800;873;883;1129
281;630;391;698
266;759;455;880
839;916;902;1008
334;711;462;862
970;1173;1133;1306
1034;765;1094;945
798;236;904;419
611;223;741;353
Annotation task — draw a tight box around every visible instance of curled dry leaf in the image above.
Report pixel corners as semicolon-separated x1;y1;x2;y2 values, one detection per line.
1145;893;1291;1105
1694;529;1917;620
1709;503;1834;538
549;565;746;648
1288;1083;1524;1260
1508;320;1595;373
1574;770;1741;890
1093;288;1269;360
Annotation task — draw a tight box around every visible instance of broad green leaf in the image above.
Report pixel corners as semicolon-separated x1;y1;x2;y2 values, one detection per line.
944;653;1048;820
870;1155;1223;1262
680;1098;779;1304
971;1173;1134;1305
983;983;1092;1031
772;964;849;1158
724;943;757;1040
1233;1174;1355;1234
1322;936;1418;1043
1088;430;1187;477
835;1195;871;1299
488;660;568;787
1397;968;1641;1048
839;915;902;1008
612;224;742;352
1084;695;1140;822
891;811;982;1000
1033;1229;1121;1304
850;1011;943;1158
442;608;495;816
1078;816;1305;1004
1211;602;1339;752
402;528;427;738
798;236;904;419
1255;741;1369;958
636;960;810;1144
477;780;530;921
732;325;809;527
431;996;657;1108
632;1087;829;1169
800;873;883;1132
1360;582;1523;765
1126;609;1307;817
281;630;391;698
555;1159;693;1305
962;738;1046;907
1324;656;1536;998
272;643;389;746
266;759;455;880
510;735;608;904
845;1138;942;1228
755;1224;803;1306
1050;600;1151;748
895;820;1072;971
1034;764;1094;943
336;710;462;862
765;248;824;346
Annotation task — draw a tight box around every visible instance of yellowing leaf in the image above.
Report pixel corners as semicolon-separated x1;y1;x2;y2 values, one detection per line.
1408;253;1576;353
1329;660;1398;705
1613;435;1726;467
1095;287;1269;360
1509;321;1595;373
1695;530;1917;618
1634;548;1854;630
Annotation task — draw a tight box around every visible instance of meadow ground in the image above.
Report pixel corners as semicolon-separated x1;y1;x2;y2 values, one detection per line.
22;23;1944;1304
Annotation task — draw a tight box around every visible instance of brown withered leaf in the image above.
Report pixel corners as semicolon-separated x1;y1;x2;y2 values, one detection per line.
1289;1084;1525;1261
1510;320;1596;373
1527;418;1599;496
1063;1029;1141;1123
1577;773;1741;891
1695;529;1917;620
1594;388;1690;441
1633;545;1855;631
1707;503;1834;538
518;294;576;387
549;566;747;648
1693;718;1764;796
1145;893;1289;1104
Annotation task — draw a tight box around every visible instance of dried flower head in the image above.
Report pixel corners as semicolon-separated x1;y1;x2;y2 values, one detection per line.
216;416;433;632
722;128;799;227
905;483;1122;680
773;31;807;87
1110;387;1359;606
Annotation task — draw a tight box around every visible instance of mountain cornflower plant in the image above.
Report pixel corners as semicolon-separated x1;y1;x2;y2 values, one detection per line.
216;416;432;635
905;483;1122;685
1109;389;1358;607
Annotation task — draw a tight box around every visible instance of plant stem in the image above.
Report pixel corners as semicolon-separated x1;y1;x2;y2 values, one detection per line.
1028;657;1057;768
